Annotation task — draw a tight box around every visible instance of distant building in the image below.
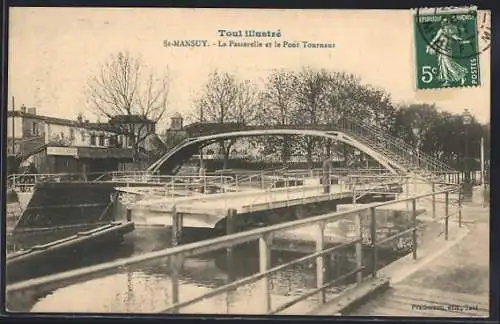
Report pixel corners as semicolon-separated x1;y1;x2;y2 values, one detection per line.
108;114;156;150
7;106;135;175
161;113;188;150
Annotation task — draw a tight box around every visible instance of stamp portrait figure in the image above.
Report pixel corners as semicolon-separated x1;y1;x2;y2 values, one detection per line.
425;17;472;86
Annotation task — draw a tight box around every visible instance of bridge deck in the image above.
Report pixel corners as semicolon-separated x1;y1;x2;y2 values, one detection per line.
310;202;489;317
130;182;400;228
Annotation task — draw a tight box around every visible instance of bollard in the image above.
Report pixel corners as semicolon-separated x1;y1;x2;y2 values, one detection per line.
370;207;377;278
315;222;326;304
259;234;272;313
412;199;417;260
445;192;449;240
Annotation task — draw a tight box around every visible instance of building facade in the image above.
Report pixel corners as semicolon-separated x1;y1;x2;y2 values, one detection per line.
7;106;136;176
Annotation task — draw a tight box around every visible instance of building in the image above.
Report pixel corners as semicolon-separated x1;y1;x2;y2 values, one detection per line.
7;106;135;176
161;113;189;150
108;114;156;149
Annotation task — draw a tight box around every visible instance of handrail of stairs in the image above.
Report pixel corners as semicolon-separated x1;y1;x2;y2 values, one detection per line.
349;117;454;173
335;117;455;176
352;119;452;172
337;118;425;171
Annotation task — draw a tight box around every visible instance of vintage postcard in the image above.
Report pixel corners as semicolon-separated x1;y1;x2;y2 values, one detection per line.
5;6;491;318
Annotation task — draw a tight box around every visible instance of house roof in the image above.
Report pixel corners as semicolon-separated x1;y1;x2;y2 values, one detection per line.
7;111;128;134
108;114;155;124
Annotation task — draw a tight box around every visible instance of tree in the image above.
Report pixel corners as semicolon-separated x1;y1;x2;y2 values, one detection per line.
256;70;300;165
291;68;332;168
320;72;396;167
85;51;169;161
193;70;259;168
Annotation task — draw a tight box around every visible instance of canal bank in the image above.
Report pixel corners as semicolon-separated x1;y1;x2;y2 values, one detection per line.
310;201;485;316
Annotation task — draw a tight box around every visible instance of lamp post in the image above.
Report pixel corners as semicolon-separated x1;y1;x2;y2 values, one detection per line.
462;109;473;201
462;109;472;182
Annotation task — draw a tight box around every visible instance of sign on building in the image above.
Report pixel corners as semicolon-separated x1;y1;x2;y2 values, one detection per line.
46;146;78;157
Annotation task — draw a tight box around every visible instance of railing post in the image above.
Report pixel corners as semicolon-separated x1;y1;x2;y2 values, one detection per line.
432;182;436;219
412;199;418;260
315;222;326;304
352;182;356;205
458;194;462;228
226;207;236;271
170;255;180;314
171;176;175;198
405;176;410;198
203;175;207;194
171;205;182;247
445;192;449;241
226;208;237;313
370;207;377;278
259;234;273;313
355;212;363;285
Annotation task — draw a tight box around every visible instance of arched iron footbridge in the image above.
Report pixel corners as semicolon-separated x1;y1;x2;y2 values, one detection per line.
149;128;398;175
147;119;456;179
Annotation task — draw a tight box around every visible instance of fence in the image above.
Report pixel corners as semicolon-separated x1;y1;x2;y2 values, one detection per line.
6;176;461;314
7;167;398;200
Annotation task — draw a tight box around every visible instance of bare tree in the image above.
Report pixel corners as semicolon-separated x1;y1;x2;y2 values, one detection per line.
193;70;259;168
85;51;169;161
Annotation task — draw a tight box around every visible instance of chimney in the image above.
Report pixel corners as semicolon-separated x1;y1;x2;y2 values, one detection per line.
20;105;26;114
27;107;37;115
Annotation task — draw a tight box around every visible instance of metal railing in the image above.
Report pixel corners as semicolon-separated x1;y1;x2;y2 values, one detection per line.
6;176;461;314
7;172;111;192
129;173;405;214
334;117;456;176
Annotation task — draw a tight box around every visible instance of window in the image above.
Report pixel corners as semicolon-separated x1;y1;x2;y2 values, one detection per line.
32;122;38;136
98;135;105;146
81;131;86;143
70;129;75;141
90;134;96;146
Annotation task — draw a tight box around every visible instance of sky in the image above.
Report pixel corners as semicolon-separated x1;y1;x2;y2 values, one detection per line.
8;7;491;131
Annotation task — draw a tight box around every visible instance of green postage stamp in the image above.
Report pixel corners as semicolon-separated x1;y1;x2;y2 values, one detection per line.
414;7;482;90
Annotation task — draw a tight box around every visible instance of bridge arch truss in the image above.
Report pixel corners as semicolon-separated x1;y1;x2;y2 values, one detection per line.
148;129;406;175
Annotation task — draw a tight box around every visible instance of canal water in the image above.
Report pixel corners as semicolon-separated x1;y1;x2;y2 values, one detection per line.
7;193;438;315
10;222;423;315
